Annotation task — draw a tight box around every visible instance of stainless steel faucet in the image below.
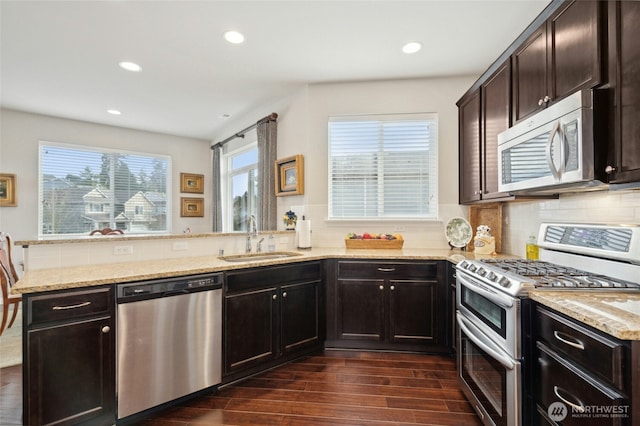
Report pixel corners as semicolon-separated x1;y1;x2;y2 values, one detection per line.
246;214;258;253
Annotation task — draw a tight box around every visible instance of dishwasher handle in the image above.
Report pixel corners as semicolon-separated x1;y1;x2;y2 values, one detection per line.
161;289;190;298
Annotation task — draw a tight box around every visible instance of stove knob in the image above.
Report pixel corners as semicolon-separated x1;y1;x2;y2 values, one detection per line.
498;277;512;288
487;271;497;281
477;267;487;277
468;264;477;272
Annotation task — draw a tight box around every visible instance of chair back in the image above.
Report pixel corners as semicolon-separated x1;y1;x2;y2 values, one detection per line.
0;232;18;286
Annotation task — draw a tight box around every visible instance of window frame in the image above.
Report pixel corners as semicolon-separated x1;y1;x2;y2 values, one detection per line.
38;140;172;238
222;140;259;232
327;113;439;222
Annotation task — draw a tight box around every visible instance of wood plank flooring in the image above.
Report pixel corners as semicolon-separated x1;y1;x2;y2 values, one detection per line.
0;350;482;426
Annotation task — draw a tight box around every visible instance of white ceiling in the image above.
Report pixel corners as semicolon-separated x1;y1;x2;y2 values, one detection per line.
1;0;550;141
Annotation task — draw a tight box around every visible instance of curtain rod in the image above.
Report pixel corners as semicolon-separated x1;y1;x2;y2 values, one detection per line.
211;112;278;150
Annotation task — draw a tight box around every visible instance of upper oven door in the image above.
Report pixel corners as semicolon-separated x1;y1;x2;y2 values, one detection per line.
456;270;521;359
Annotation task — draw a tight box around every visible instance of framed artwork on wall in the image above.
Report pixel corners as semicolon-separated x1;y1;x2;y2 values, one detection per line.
180;173;204;194
180;197;204;217
0;174;17;207
275;155;304;196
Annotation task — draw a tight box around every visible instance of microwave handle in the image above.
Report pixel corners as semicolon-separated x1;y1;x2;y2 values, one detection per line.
546;121;562;180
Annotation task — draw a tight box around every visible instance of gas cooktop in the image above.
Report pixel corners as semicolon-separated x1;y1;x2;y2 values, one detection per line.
479;258;640;290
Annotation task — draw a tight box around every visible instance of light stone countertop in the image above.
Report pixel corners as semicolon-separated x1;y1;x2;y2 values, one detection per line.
12;247;510;295
530;291;640;341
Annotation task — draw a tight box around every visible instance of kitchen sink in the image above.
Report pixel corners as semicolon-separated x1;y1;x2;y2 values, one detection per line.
219;251;303;262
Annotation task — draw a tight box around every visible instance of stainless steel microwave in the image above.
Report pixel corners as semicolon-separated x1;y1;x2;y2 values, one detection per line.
498;90;607;194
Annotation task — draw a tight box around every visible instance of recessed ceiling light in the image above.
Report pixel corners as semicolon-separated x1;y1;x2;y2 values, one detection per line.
118;61;142;72
107;109;121;115
402;42;422;54
224;30;245;44
219;114;231;119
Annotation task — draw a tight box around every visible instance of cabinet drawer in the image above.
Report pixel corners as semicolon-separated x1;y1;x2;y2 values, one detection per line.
27;286;113;326
337;261;439;279
536;342;628;426
536;306;626;390
226;261;321;293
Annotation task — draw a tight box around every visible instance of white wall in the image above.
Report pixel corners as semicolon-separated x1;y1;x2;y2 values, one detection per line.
217;76;477;249
0;108;213;241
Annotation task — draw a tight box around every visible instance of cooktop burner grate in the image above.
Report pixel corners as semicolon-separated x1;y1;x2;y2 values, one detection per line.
480;258;640;290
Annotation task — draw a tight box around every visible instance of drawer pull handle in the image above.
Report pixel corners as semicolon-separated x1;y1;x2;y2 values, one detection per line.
553;385;585;413
377;267;396;272
52;301;91;311
553;331;585;350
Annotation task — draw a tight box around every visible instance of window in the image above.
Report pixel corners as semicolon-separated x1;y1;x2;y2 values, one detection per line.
224;143;258;232
328;113;438;219
39;141;171;237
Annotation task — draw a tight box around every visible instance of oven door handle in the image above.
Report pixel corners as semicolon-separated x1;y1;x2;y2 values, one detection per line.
457;272;514;308
457;312;516;370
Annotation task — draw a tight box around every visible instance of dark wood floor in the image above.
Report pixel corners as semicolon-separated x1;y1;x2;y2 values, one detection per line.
0;350;481;426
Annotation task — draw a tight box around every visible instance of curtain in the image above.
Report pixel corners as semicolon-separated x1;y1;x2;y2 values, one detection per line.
211;144;223;232
257;117;277;231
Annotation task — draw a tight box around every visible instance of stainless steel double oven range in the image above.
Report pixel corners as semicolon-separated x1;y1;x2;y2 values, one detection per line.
455;223;640;425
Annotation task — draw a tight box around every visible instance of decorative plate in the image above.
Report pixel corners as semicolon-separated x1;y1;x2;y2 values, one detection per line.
445;217;473;248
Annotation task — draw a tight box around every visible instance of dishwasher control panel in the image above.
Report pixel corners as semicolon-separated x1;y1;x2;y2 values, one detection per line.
117;273;223;302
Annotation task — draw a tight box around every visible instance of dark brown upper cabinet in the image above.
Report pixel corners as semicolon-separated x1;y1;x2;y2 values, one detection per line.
458;61;511;205
512;0;603;123
605;0;640;185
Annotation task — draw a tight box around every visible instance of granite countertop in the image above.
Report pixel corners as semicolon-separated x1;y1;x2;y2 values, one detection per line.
530;291;640;341
12;247;511;295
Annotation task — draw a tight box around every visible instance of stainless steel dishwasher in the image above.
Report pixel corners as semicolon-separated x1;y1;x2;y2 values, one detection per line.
116;273;222;420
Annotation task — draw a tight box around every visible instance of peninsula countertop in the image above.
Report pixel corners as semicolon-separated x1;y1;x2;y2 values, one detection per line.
12;247;511;295
530;291;640;341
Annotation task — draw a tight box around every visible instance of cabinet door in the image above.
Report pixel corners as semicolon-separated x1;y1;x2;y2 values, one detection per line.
26;316;114;426
458;90;482;204
337;279;384;341
481;61;511;200
281;280;320;355
607;0;640;184
549;0;601;100
388;279;437;345
512;24;548;122
224;287;277;375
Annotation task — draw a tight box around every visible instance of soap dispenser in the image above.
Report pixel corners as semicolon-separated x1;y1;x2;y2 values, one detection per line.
268;234;276;252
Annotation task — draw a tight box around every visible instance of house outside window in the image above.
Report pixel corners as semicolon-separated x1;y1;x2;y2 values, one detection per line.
328;113;439;220
223;143;258;232
39;141;171;237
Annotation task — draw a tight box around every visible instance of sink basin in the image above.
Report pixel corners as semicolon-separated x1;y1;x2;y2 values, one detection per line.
219;251;302;262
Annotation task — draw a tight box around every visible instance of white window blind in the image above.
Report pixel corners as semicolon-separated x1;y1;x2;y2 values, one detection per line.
39;141;171;237
328;114;438;219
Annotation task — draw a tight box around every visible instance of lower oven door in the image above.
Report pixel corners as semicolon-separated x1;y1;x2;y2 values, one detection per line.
457;312;521;426
456;270;520;358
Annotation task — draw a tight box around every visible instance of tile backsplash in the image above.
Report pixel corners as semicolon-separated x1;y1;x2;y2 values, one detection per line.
503;189;640;257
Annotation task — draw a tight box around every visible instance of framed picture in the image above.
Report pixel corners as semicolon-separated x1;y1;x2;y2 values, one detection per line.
0;174;17;207
275;155;304;196
180;173;204;194
180;197;204;217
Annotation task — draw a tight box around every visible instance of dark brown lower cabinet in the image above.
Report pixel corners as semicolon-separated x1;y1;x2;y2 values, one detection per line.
223;261;323;383
326;260;447;353
24;286;115;426
534;305;633;425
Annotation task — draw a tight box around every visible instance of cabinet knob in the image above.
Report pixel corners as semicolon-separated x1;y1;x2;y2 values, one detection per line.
605;165;616;174
282;291;287;298
101;326;110;334
379;285;384;290
390;285;395;291
272;294;277;300
538;98;544;106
